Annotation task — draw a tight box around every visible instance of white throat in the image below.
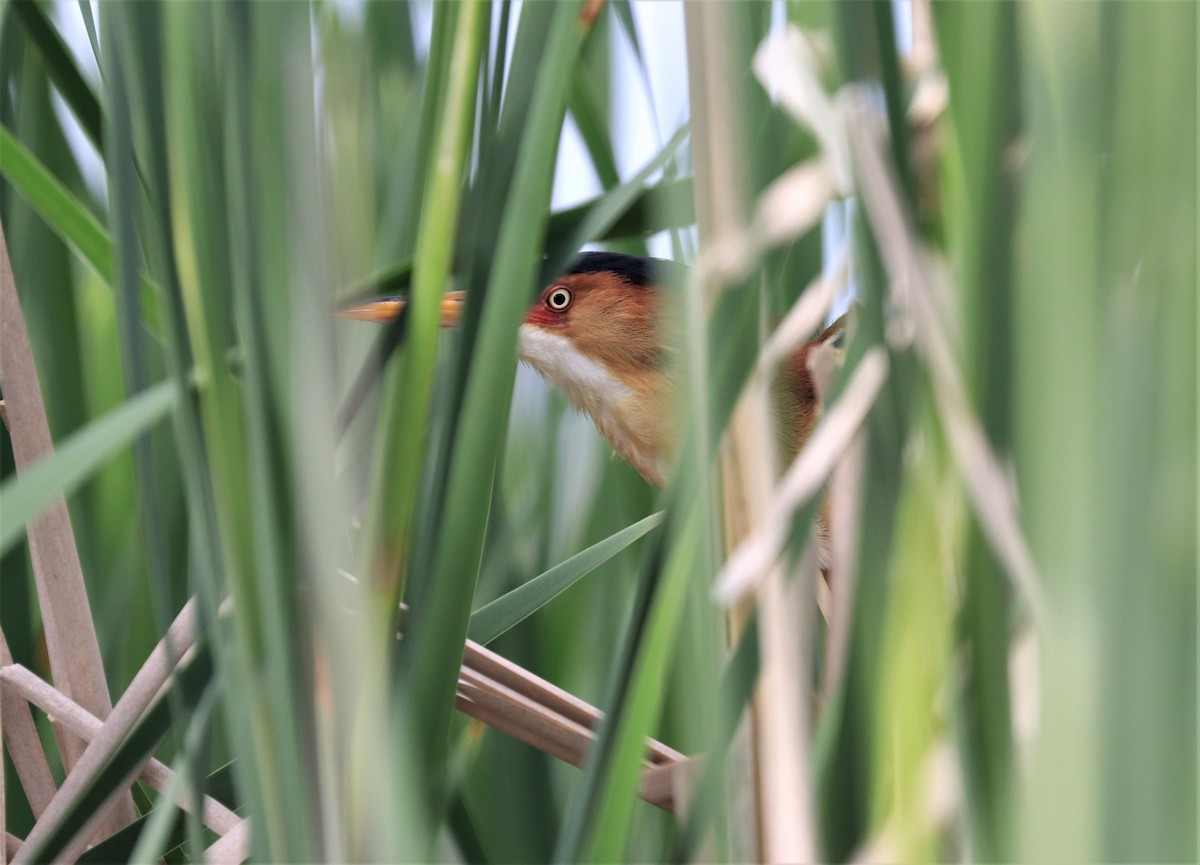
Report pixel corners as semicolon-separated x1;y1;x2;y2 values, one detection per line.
518;325;634;416
518;324;666;484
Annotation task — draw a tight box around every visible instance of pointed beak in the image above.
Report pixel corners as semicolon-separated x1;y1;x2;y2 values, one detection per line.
337;291;465;328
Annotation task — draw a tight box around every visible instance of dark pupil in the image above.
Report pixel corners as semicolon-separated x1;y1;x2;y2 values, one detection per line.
551;291;568;309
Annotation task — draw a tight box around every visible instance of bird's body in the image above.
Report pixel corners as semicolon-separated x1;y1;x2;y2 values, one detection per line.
342;251;840;489
516;253;841;487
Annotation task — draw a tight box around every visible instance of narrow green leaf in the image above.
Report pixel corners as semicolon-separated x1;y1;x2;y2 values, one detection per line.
207;3;321;858
335;256;415;306
568;13;619;189
576;506;697;864
76;1;102;71
362;0;486;613
0;123;112;281
543;175;695;251
0;379;177;556
403;0;591;797
673;613;761;863
553;502;678;863
610;1;646;67
545;125;690;269
0;124;163;344
934;3;1021;859
335;173;697;307
10;0;104;155
468;511;663;646
129;685;219;864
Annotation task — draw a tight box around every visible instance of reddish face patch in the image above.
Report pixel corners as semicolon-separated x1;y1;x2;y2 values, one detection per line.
524;283;574;327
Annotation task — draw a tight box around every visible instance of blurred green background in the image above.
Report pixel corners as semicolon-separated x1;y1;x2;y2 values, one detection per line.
1;1;1194;862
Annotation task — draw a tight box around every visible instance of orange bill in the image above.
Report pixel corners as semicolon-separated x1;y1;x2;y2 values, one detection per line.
337;290;465;328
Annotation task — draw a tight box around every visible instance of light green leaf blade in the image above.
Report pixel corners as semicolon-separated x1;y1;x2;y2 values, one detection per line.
468;511;663;646
0;379;177;556
402;0;591;799
546;124;690;267
0;124;112;282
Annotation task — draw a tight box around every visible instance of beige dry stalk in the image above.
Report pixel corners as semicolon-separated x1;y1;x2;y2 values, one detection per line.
11;600;200;863
204;817;251;865
1;664;239;836
683;5;827;861
841;92;1048;628
0;631;57;821
0;223;135;837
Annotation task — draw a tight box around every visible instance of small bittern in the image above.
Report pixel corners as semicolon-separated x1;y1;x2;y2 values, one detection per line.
341;252;842;488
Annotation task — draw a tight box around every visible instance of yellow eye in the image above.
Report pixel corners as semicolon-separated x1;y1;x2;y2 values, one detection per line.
546;286;573;312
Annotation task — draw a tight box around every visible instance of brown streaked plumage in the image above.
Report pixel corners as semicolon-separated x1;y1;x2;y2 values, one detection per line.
339;252;843;489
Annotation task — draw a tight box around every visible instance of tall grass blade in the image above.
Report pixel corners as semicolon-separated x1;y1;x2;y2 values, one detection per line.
9;1;103;155
361;0;485;618
934;4;1021;855
546;124;690;267
402;0;590;797
0;379;176;555
1015;3;1197;860
468;511;663;646
0;125;112;281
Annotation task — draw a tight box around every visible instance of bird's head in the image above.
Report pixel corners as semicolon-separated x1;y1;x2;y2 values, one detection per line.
516;253;673;400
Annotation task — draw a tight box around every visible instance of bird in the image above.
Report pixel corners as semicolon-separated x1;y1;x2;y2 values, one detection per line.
340;251;843;489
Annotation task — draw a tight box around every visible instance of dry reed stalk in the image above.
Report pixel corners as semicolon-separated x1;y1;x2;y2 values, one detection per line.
0;631;57;819
636;760;694;814
455;643;684;812
0;224;134;834
10;600;199;863
382;593;686;779
908;0;938;77
461;638;684;765
842;93;1047;626
204;817;250;865
455;672;680;812
683;3;783;859
715;350;889;604
758;258;847;375
2;580;686;858
754;554;820;863
1;664;239;836
457;667;596;767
